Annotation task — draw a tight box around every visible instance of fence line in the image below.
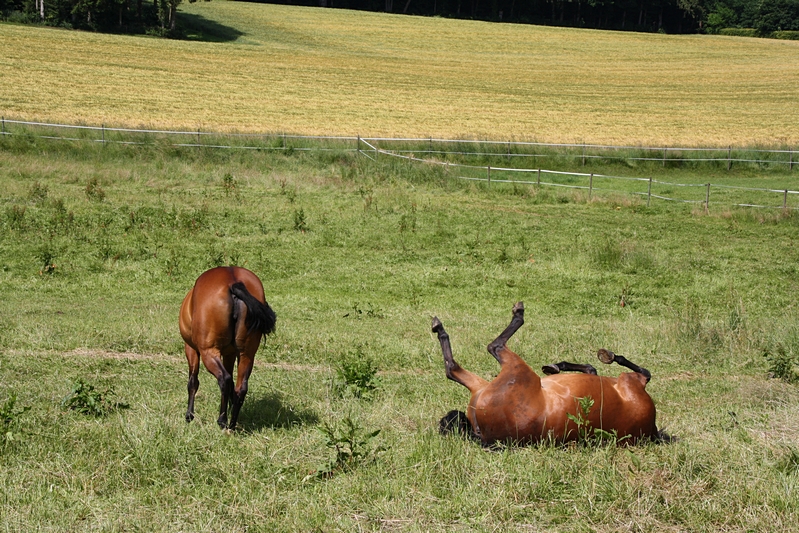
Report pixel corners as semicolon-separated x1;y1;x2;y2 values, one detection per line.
2;118;797;210
373;143;799;211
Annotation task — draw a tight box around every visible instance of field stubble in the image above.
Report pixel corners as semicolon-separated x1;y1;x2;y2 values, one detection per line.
1;138;799;530
1;2;799;146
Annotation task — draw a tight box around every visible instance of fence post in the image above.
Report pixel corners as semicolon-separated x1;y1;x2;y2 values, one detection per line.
784;189;788;209
1;117;4;135
705;183;711;209
647;177;652;207
102;124;105;145
487;166;491;187
537;168;541;187
589;173;593;200
727;146;732;171
582;143;586;166
663;148;667;167
357;134;361;157
790;149;794;171
197;128;200;145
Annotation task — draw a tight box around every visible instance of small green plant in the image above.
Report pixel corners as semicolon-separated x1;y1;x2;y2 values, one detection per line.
7;205;26;229
1;393;30;451
61;379;129;417
566;395;628;446
221;173;237;196
312;416;385;479
398;203;416;233
36;244;57;275
293;208;308;232
85;178;106;202
763;342;799;383
345;302;384;319
28;181;48;203
332;347;380;400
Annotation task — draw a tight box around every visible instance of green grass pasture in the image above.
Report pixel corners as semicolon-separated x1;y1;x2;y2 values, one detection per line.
2;2;799;145
1;137;799;531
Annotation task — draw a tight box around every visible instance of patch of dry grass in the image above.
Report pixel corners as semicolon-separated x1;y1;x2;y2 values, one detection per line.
1;3;798;145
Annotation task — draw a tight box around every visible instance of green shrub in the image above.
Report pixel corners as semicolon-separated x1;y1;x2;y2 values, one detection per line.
331;348;380;400
772;30;799;38
312;416;385;479
719;28;759;36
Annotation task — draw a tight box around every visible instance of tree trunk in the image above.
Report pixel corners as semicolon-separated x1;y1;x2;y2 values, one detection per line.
170;4;176;30
403;0;411;13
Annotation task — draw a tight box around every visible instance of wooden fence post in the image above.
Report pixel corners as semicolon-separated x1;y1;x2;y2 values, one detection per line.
537;168;541;187
582;143;586;166
705;183;711;209
487;166;491;187
102;124;105;145
784;189;788;209
790;149;794;171
589;173;593;200
197;128;201;145
727;146;732;171
1;117;4;135
357;134;361;156
663;148;667;167
647;177;652;207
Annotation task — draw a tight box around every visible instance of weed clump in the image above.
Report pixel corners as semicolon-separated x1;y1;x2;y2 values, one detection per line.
331;347;380;400
312;416;385;479
85;178;106;202
62;378;129;417
0;393;30;452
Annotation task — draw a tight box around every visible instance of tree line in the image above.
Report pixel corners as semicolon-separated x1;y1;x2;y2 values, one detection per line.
1;0;797;36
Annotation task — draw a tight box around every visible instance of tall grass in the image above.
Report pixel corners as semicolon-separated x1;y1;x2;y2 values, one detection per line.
1;138;799;531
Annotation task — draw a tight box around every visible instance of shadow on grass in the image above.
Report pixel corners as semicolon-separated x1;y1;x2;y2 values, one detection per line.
239;391;319;431
176;12;245;42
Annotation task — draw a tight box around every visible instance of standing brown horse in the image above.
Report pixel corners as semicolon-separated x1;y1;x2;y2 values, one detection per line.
179;267;276;429
433;302;661;446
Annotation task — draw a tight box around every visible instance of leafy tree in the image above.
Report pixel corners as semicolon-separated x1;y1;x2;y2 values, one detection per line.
756;0;799;31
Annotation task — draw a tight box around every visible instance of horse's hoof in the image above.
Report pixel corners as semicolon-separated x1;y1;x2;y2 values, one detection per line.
542;364;560;375
597;349;615;364
431;316;443;332
512;301;524;314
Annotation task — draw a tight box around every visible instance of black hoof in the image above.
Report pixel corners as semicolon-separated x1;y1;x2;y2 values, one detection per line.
542;364;560;375
431;316;444;333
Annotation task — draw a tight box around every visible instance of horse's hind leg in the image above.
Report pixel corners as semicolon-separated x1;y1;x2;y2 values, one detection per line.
487;301;524;363
228;351;256;431
184;344;201;422
541;361;598;375
200;349;235;428
597;349;652;382
432;317;488;393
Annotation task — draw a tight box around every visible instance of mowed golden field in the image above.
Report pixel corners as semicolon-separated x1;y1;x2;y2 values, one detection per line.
2;2;798;146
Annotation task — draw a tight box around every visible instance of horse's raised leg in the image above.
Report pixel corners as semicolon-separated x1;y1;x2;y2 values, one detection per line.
487;301;524;363
200;349;234;428
184;344;201;422
432;317;488;392
541;361;598;375
597;349;652;382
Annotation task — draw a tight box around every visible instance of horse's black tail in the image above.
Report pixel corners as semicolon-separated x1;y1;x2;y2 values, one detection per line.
230;282;276;337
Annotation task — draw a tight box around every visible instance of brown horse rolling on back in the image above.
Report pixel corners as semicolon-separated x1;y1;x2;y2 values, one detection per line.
180;267;276;430
433;302;661;446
